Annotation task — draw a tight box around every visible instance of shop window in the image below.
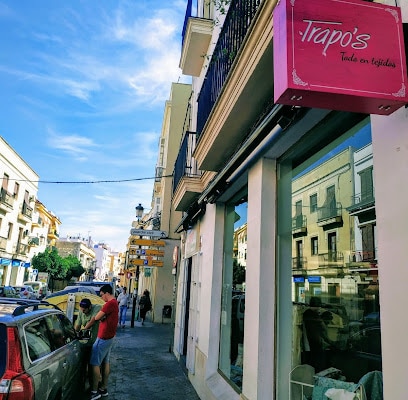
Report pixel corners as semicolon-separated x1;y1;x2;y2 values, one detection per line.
219;195;247;392
280;120;382;397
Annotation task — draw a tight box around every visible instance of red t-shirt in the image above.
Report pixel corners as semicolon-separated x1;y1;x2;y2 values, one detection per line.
98;298;119;340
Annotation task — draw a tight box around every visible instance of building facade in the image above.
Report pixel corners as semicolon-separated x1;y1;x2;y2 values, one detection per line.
56;236;96;279
0;137;39;286
125;83;191;322
169;0;408;399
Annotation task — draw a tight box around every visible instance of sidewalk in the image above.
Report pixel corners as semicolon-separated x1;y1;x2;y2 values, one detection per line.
92;309;201;400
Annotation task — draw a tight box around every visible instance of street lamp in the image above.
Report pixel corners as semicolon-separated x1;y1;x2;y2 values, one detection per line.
135;203;144;221
131;202;144;327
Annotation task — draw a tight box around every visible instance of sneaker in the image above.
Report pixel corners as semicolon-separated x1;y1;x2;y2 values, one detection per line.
99;388;109;397
90;391;101;400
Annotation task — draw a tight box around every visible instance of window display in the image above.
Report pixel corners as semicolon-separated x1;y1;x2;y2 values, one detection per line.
286;120;382;397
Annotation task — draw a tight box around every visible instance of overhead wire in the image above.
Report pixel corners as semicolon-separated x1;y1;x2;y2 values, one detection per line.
6;175;174;184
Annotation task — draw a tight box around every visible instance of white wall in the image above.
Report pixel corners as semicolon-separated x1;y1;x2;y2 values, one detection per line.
371;106;408;399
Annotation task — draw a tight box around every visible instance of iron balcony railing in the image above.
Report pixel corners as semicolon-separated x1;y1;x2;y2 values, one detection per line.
21;201;33;219
173;132;201;195
0;188;14;208
16;243;28;255
292;214;307;231
197;0;262;138
349;249;377;263
155;166;164;182
317;202;342;222
28;237;40;246
319;251;344;266
292;257;308;270
348;191;375;210
181;0;212;45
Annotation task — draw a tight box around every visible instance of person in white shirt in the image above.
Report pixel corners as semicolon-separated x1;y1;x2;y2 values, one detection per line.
117;287;130;328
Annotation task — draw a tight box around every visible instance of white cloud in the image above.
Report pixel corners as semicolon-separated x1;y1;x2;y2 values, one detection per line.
47;129;99;160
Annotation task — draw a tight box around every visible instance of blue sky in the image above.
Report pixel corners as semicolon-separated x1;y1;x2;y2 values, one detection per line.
0;1;190;252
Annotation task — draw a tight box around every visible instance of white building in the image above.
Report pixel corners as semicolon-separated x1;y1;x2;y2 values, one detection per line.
0;137;39;286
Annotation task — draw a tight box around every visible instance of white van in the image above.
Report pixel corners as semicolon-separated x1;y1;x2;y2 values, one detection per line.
23;281;49;299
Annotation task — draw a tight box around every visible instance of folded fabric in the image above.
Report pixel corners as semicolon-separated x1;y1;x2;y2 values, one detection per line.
325;388;357;400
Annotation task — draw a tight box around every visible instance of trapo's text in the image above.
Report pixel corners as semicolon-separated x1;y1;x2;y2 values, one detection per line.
300;19;370;56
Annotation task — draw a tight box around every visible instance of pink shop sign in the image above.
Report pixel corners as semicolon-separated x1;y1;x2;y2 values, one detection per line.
273;0;408;115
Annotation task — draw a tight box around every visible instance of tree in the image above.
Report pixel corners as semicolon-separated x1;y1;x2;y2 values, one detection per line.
63;255;85;280
233;261;245;288
31;249;85;291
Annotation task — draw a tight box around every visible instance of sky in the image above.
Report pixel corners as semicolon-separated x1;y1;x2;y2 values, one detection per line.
0;0;190;252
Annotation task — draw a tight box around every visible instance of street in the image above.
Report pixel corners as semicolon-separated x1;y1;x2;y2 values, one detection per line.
79;313;200;400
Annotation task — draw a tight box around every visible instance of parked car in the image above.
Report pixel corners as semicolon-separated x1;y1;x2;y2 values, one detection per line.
0;285;18;298
331;326;382;383
13;285;36;299
0;297;84;399
23;281;50;299
232;294;245;340
45;285;98;299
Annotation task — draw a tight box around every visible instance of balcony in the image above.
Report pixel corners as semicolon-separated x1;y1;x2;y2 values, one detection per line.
48;229;59;240
318;251;344;269
317;202;343;227
28;236;40;246
155;166;164;183
347;191;375;223
292;256;308;271
194;0;273;172
179;0;213;77
0;188;14;213
173;132;203;211
292;214;307;235
347;249;377;269
17;201;33;223
31;216;43;227
16;243;28;255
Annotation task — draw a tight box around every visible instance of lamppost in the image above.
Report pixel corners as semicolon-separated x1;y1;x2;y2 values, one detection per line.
131;203;144;328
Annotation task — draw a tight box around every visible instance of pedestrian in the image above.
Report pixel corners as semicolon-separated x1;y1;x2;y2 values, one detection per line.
138;289;152;326
117;286;129;328
89;284;119;400
302;297;336;372
74;298;102;389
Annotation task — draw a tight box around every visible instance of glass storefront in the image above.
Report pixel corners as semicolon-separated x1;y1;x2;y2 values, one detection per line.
281;118;382;397
219;194;247;391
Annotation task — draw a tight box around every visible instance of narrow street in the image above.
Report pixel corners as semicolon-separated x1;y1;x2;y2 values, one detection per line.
80;311;200;400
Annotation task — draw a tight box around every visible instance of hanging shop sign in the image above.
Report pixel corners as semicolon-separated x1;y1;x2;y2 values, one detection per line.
273;0;408;115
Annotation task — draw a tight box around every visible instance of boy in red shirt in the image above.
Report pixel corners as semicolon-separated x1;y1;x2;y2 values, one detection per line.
89;284;119;400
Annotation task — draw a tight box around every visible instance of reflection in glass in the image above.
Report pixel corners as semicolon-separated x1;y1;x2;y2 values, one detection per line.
219;198;247;391
290;123;382;393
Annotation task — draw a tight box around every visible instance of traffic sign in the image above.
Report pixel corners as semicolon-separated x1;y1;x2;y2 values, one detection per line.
129;258;164;267
130;229;167;237
136;249;165;257
129;238;165;247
